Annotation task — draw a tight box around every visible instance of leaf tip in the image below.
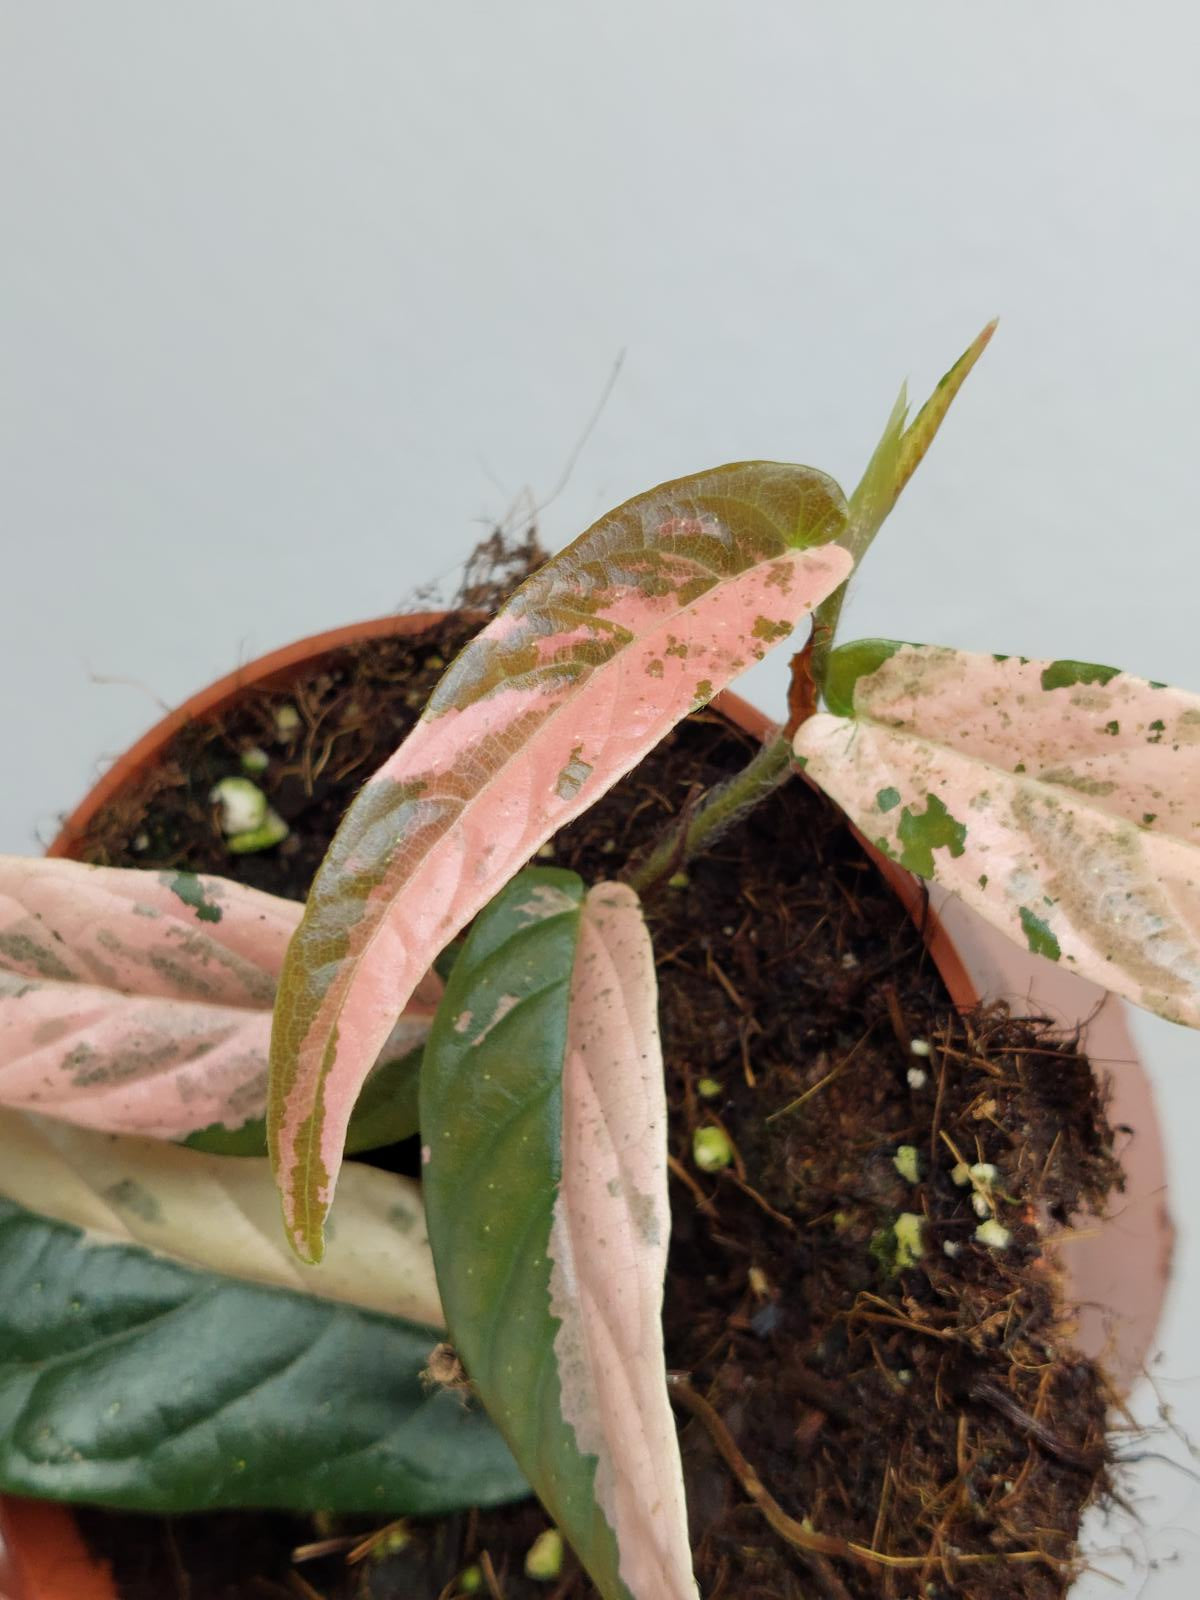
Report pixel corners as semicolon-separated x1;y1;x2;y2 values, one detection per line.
893;318;997;499
288;1212;326;1266
269;1120;332;1265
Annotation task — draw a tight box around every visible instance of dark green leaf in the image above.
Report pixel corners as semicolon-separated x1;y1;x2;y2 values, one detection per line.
0;1198;525;1513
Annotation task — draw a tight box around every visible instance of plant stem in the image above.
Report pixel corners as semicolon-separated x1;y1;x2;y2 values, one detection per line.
806;607;841;700
624;733;794;895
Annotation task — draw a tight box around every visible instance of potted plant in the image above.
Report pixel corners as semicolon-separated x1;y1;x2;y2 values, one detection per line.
0;326;1183;1599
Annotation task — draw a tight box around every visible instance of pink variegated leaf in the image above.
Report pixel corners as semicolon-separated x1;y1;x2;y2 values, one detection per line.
270;463;854;1259
795;641;1200;1026
0;858;440;1142
421;871;696;1600
550;882;696;1600
0;857;299;1003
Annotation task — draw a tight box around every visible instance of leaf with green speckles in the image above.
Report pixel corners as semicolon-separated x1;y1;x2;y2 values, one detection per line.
794;640;1200;1028
0;856;440;1146
896;795;967;877
1019;907;1062;962
751;616;791;642
271;464;855;1263
0;1110;524;1513
422;869;696;1600
823;638;905;717
164;871;223;923
1040;660;1120;691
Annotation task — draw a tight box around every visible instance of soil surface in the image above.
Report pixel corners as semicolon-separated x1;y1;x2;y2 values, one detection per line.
70;614;1120;1600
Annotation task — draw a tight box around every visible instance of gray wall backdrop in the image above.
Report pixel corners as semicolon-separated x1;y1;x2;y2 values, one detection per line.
2;5;1198;1589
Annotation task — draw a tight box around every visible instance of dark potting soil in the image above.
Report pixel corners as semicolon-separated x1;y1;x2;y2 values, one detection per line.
69;614;1122;1600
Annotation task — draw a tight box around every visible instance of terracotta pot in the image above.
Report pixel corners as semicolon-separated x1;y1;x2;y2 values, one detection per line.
0;1500;114;1600
1;612;1171;1598
46;612;458;863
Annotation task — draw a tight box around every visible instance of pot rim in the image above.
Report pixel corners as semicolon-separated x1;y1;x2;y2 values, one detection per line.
48;612;458;861
0;1498;115;1600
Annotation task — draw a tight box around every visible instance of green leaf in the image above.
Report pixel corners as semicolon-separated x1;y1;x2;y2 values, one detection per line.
0;1107;526;1510
843;387;909;562
422;869;696;1600
339;1046;422;1154
0;1198;524;1513
181;1115;272;1156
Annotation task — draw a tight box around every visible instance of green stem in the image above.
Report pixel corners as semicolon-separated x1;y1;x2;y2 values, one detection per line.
807;592;844;698
624;734;795;895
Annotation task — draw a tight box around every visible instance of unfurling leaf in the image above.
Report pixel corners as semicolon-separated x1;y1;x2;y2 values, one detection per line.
845;321;996;562
808;322;995;686
272;464;853;1260
0;1111;524;1513
795;641;1200;1026
0;858;438;1146
422;869;697;1600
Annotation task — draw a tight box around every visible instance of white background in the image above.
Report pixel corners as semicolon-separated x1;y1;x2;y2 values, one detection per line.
2;4;1198;1591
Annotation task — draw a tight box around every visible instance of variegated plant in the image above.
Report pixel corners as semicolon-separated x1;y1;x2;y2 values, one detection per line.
261;321;1200;1600
6;324;1198;1600
257;325;1031;1599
